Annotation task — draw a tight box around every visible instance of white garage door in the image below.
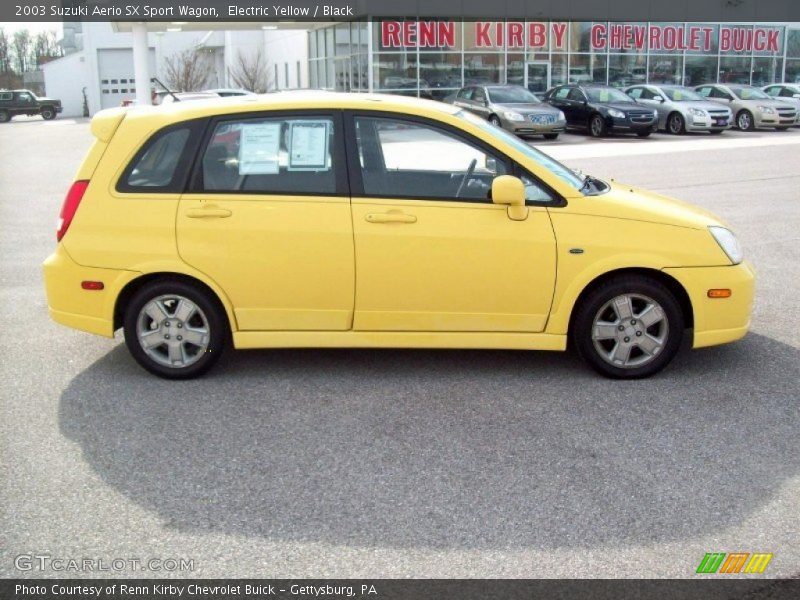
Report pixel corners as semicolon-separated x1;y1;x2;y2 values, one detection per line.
97;48;156;109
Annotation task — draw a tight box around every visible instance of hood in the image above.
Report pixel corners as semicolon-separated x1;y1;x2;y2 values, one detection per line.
596;101;645;111
37;97;60;104
677;100;731;112
735;97;792;108
494;102;560;114
587;181;727;230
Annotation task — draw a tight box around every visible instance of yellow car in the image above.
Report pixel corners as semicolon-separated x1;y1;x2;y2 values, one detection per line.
43;92;754;379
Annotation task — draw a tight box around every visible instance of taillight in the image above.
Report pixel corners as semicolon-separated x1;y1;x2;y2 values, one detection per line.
57;180;89;242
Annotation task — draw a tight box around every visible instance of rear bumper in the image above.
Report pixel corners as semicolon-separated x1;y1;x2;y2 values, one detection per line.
663;261;755;349
43;245;139;337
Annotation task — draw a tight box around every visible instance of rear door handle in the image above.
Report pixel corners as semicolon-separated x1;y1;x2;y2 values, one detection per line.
186;206;232;219
365;212;417;224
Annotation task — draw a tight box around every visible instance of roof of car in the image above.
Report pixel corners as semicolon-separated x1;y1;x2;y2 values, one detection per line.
122;90;461;122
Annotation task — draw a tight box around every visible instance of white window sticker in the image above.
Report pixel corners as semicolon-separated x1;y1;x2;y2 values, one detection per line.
288;120;330;171
238;122;281;175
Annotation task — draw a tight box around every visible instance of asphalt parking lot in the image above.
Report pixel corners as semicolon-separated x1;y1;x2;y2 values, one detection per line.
1;116;798;578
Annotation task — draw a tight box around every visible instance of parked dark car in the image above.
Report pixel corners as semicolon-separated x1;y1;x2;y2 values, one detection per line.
0;89;62;122
543;84;657;137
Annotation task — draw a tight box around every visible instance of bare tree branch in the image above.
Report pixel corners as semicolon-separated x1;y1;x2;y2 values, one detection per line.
163;49;213;92
227;49;272;93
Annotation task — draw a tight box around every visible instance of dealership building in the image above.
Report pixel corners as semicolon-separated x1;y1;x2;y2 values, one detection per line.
43;20;800;116
308;20;800;99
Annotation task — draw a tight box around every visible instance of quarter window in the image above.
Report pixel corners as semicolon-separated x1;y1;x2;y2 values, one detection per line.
567;88;585;102
354;116;509;202
627;87;643;99
554;87;571;100
122;127;191;190
200;116;337;194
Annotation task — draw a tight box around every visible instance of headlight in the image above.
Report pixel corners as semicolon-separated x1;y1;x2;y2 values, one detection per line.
757;105;775;114
608;108;625;118
709;226;743;265
503;111;525;122
558;110;566;121
688;107;707;117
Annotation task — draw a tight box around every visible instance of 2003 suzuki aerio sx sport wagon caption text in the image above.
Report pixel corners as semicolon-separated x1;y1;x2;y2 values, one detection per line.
43;92;754;379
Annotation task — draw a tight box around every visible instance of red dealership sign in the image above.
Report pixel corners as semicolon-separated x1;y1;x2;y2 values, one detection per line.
379;21;782;53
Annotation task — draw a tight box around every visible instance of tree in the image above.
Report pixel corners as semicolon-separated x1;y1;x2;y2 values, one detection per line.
33;30;62;67
163;48;213;92
227;49;272;93
0;28;10;74
12;29;31;73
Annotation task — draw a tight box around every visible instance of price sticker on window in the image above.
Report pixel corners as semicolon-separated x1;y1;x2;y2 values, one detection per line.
238;122;281;175
288;120;330;171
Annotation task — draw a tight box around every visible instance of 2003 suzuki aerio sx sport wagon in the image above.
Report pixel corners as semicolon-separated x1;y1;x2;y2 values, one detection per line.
43;92;754;379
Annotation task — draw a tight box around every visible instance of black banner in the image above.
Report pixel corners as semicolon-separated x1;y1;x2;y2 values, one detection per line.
3;579;800;600
2;0;800;23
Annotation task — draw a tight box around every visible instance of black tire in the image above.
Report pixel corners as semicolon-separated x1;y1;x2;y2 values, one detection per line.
40;107;56;120
571;275;684;379
0;110;10;123
589;114;606;137
737;110;755;131
543;133;559;140
667;112;685;134
489;115;502;128
123;279;228;379
636;130;652;137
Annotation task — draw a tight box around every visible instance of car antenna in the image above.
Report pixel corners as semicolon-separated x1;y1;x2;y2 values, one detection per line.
150;77;181;102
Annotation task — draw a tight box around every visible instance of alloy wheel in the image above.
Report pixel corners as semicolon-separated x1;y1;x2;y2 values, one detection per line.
136;294;210;368
738;112;751;130
669;114;683;134
591;293;669;369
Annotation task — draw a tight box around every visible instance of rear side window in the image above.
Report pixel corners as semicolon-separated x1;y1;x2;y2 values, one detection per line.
117;123;198;193
197;116;338;195
0;92;12;101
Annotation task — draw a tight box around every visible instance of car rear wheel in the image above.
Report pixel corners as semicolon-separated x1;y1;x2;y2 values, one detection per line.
589;114;606;137
737;110;755;131
543;133;559;140
572;275;684;379
0;110;9;123
41;107;56;120
123;280;228;379
489;115;502;128
667;112;686;134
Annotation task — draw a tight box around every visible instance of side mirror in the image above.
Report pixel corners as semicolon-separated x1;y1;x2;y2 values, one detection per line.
492;175;528;221
653;95;664;102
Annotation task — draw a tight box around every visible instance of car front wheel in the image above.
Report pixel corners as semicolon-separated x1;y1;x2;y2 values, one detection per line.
489;115;503;128
589;114;606;137
123;280;228;379
667;112;686;134
572;275;684;379
737;110;755;131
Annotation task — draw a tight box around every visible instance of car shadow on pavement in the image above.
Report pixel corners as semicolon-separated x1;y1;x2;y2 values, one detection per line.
58;333;799;550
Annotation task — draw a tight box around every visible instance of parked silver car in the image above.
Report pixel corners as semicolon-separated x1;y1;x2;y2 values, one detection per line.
625;85;732;134
694;83;797;130
449;84;566;139
762;83;800;125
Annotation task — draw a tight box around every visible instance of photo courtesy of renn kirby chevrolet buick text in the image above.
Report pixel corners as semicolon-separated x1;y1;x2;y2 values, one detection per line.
43;92;754;379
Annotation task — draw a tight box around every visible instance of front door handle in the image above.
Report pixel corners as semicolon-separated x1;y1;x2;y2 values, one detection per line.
365;212;417;224
186;206;232;219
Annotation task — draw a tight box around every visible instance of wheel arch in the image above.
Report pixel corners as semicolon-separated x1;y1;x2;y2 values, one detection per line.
565;267;694;338
113;271;236;333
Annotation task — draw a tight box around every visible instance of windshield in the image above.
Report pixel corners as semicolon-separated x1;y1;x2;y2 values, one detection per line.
456;110;584;191
730;86;769;100
662;87;704;101
488;87;541;104
586;87;634;103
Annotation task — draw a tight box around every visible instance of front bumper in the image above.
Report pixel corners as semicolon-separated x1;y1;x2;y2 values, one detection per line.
754;112;797;128
43;245;139;338
608;116;656;133
686;114;732;131
663;261;755;349
503;117;567;135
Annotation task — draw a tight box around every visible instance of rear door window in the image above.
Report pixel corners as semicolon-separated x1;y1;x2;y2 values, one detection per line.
197;115;339;195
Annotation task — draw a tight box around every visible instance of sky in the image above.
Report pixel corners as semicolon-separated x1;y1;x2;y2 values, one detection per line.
1;22;63;36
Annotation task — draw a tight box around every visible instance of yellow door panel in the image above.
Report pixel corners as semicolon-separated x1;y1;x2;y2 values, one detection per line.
351;199;556;332
177;194;354;331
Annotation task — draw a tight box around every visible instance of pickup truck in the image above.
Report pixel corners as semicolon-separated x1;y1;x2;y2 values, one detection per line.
0;89;63;122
